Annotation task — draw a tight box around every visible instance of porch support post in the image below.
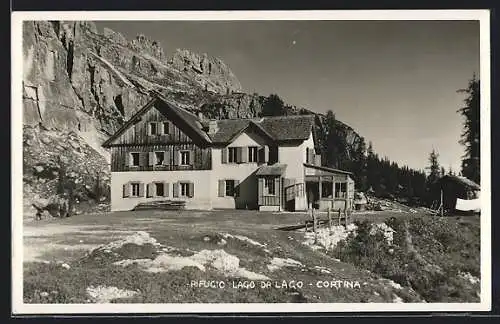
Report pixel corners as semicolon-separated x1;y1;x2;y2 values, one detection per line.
319;176;322;199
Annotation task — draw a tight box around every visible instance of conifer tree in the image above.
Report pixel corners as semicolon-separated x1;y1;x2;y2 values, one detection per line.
457;76;480;184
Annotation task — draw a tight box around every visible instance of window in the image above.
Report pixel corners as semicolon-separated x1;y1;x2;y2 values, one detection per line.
131;183;140;197
180;151;191;165
155;182;164;197
248;146;258;163
162;122;170;135
225;180;236;197
228;147;237;163
321;181;333;198
154;151;165;166
264;177;276;195
180;182;189;197
149;122;158;135
130;152;140;167
335;182;347;198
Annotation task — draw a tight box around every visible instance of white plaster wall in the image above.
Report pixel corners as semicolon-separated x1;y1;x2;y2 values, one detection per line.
211;131;266;209
111;170;212;211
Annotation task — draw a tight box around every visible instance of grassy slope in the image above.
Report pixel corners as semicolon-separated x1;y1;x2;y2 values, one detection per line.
23;210;477;303
333;215;480;302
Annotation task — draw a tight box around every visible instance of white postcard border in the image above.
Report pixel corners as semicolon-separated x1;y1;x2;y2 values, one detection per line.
11;9;491;314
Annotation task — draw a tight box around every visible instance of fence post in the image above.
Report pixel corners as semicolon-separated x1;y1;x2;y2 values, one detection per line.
328;207;332;233
312;208;317;243
338;209;341;226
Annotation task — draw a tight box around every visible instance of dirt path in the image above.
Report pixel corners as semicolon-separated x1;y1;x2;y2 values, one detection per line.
23;221;135;262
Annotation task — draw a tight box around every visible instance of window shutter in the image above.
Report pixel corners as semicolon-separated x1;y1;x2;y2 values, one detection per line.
162;151;169;165
123;182;130;198
236;147;242;163
148;152;155;166
173;182;179;197
306;147;310;163
125;153;130;167
258;178;264;205
173;149;179;166
241;147;248;163
264;146;269;163
146;183;153;197
138;183;145;197
188;182;194;198
189;150;194;166
221;148;227;164
163;122;170;135
142;152;150;167
218;180;225;197
163;182;169;197
234;180;240;197
147;123;152;136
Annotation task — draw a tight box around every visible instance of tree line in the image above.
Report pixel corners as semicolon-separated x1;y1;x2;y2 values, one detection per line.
259;76;480;207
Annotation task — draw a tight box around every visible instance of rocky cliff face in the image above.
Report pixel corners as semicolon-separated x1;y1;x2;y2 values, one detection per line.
23;21;243;137
21;20;363;219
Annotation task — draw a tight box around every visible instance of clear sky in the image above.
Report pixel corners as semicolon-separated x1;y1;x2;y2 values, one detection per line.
95;20;480;173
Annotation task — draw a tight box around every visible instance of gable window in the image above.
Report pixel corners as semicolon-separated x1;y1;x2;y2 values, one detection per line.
131;182;140;197
264;177;276;196
228;147;238;163
180;151;191;165
154;151;165;166
149;122;158;135
248;146;258;163
155;182;164;197
335;182;347;198
130;152;140;167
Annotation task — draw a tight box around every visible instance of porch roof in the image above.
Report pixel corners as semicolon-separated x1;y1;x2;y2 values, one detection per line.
256;164;288;176
303;163;353;175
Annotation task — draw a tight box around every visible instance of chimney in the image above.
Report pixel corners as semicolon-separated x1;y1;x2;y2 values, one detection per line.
207;120;219;134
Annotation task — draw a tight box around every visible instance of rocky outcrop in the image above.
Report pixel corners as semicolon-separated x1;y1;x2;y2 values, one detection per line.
170;49;242;94
22;21;243;136
23;125;111;220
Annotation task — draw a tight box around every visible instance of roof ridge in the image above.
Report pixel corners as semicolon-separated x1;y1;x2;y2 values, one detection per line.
262;114;315;118
155;93;201;121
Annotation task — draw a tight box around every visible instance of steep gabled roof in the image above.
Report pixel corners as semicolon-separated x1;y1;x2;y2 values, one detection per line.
102;95;212;147
206;115;315;144
258;115;315;141
102;95;316;148
207;119;276;144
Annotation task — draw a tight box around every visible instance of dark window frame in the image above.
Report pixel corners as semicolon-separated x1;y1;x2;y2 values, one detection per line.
264;177;276;196
149;122;158;135
248;146;258;163
155;182;164;197
180;182;190;197
228;147;238;163
154;151;165;166
130;152;140;167
131;182;140;197
180;150;191;166
225;180;236;197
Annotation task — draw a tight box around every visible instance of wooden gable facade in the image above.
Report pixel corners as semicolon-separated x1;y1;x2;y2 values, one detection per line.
104;99;212;172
